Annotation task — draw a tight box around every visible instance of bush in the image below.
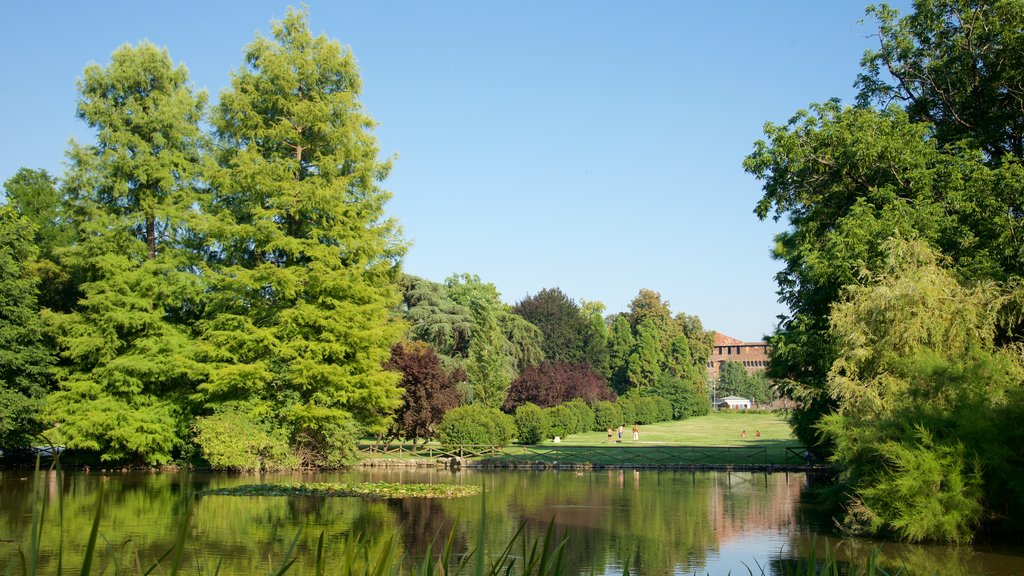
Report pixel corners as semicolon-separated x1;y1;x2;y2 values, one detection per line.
680;386;710;417
634;396;660;424
436;404;515;446
545;405;577;439
293;417;361;468
563;398;595;434
616;396;637;427
651;397;674;422
592;401;622;431
193;405;298;471
514;403;549;445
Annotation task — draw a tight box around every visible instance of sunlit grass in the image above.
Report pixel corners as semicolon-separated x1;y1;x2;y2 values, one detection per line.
556;412;795;446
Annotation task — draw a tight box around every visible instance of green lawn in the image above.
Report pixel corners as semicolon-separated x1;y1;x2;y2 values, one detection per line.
553;411;795;447
359;412;807;467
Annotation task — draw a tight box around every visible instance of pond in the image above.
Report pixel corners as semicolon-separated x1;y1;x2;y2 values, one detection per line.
1;467;1022;575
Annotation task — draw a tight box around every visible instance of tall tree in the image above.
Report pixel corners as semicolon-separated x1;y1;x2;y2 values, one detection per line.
0;207;54;450
384;341;459;444
198;9;406;466
857;0;1024;159
512;287;604;370
44;42;207;464
400;275;473;364
463;300;515;408
627;319;663;389
608;315;635;394
3;169;77;312
746;100;1024;449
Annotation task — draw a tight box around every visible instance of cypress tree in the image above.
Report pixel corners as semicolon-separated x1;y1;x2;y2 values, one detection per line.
45;43;207;464
198;9;406;465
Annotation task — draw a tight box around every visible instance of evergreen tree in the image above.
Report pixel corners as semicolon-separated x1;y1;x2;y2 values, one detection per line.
45;42;207;464
464;300;515;408
627;319;662;389
608;315;635;394
0;207;54;450
198;9;406;465
400;275;473;365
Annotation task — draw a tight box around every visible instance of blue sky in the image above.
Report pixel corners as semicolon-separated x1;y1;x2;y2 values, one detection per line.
0;1;911;342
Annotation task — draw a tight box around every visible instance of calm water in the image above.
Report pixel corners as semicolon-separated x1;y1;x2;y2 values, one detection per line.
1;468;1022;575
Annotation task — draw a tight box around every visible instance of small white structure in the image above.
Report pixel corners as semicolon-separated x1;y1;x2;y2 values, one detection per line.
717;396;752;411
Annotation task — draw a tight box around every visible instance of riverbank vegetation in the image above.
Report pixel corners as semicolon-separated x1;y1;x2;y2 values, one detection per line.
746;0;1024;542
0;8;723;477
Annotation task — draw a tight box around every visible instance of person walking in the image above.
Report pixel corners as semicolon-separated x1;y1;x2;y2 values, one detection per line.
632;423;639;444
617;424;623;443
607;427;613;443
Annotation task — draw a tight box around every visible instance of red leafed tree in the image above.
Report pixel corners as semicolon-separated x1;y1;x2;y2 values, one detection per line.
384;341;460;444
502;362;616;412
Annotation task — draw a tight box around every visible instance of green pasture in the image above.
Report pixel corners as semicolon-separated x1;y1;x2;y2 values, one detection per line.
361;412;807;467
556;411;794;446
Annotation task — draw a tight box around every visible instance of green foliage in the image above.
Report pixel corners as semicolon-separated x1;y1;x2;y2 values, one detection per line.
857;0;1024;159
562;398;595;434
608;315;634;394
717;361;773;404
44;41;208;464
435;404;514;446
850;428;984;544
747;98;1024;452
199;9;406;457
592;401;622;432
544;405;577;439
0;207;54;449
193;404;297;471
615;396;637;427
631;395;670;425
464;301;515;408
651;374;696;420
399;275;474;363
512;288;607;373
626;319;662;389
819;238;1024;542
3;169;77;312
513;403;549;445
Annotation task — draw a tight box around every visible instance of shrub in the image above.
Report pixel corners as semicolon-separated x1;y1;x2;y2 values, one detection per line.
435;404;514;446
545;405;577;439
293;417;361;468
563;398;595;434
616;396;637;426
514;403;549;445
193;405;298;471
634;396;660;425
651;396;674;422
592;401;622;432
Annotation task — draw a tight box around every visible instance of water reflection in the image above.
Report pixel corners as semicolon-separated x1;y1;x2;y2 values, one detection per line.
1;468;1021;575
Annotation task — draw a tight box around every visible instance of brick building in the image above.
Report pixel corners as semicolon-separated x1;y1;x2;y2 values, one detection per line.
707;332;769;381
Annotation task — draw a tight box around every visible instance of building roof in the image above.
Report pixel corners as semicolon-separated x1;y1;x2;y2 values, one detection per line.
718;396;752;403
713;332;745;346
713;332;767;347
